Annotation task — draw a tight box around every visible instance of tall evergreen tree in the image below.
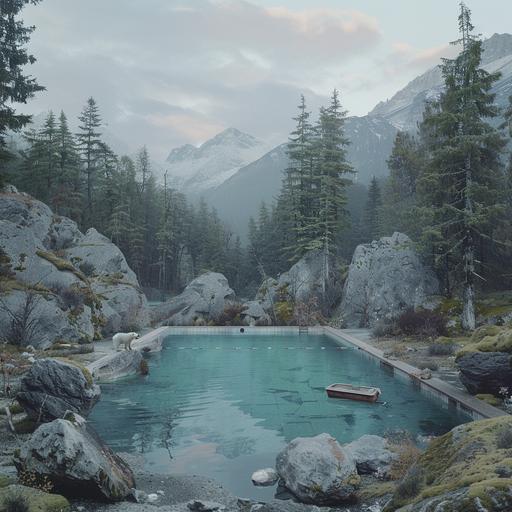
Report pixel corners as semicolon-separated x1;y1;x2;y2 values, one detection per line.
381;131;424;237
313;90;354;295
76;97;102;226
53;111;81;219
282;95;315;260
0;0;44;171
363;176;382;242
418;2;507;329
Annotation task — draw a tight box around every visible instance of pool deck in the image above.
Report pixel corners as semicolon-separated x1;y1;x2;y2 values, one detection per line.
131;325;507;421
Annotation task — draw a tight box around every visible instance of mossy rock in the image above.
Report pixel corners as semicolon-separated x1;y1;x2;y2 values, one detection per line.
455;328;512;359
385;416;512;511
53;357;93;389
0;484;69;512
471;325;505;343
35;251;87;283
476;329;512;353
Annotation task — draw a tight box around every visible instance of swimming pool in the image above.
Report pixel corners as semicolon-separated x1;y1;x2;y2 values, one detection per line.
89;334;471;499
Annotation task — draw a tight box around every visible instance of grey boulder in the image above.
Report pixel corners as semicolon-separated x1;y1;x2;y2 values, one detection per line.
241;301;271;326
257;250;342;314
457;351;512;395
275;433;359;505
14;414;135;501
17;358;100;422
344;435;396;475
88;350;144;382
155;272;235;325
338;232;439;327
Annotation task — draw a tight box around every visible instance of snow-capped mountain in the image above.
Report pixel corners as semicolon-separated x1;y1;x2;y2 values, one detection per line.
161;127;271;194
370;33;512;132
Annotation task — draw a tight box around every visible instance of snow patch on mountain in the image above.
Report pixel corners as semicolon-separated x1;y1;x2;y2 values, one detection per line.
161;127;271;193
370;33;512;132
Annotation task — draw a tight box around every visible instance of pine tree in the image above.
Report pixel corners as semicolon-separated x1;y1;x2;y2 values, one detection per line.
53;111;81;219
282;95;315;260
313;89;354;295
381;131;424;237
0;0;44;170
363;176;382;242
76;97;102;226
418;2;507;330
21;110;58;203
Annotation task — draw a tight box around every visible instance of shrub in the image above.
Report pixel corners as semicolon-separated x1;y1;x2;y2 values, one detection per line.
372;320;398;338
79;261;95;277
394;466;423;500
58;286;84;311
0;291;42;346
275;301;294;325
397;308;448;337
4;493;29;512
415;360;439;371
217;302;247;326
388;441;421;480
497;427;512;449
0;248;14;279
428;343;455;356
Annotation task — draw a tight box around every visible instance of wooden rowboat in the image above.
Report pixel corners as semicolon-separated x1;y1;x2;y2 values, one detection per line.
325;383;381;403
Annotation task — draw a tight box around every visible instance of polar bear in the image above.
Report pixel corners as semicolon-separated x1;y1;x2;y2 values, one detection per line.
112;332;140;351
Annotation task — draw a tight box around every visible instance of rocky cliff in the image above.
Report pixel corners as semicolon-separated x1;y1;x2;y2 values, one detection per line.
0;186;149;348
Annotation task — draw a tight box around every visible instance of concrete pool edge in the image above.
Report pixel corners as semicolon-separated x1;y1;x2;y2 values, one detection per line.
133;325;507;421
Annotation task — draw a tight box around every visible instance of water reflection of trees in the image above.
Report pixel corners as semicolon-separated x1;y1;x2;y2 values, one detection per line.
159;409;181;460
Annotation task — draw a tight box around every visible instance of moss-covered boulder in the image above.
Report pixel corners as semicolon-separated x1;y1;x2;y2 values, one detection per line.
385;416;512;511
0;484;69;512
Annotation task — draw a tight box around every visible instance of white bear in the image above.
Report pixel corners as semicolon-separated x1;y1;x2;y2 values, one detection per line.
112;332;140;351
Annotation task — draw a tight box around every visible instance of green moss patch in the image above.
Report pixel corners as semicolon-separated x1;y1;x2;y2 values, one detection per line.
35;251;87;283
475;394;502;407
0;484;70;512
53;357;93;388
385;416;512;511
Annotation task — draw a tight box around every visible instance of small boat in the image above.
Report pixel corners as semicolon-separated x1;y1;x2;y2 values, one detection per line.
325;383;381;403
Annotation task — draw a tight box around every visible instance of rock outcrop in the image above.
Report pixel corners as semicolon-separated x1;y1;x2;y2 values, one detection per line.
457;352;512;395
17;358;100;422
338;232;439;327
154;272;235;325
14;414;135;502
275;433;359;506
345;434;396;476
0;187;149;348
88;350;144;382
257;250;342;315
386;416;512;511
241;301;271;326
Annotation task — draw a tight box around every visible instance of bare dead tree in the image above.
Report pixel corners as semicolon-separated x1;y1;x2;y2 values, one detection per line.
0;290;42;347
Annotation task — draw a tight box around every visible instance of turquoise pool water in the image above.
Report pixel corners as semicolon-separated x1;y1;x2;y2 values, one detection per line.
89;334;470;499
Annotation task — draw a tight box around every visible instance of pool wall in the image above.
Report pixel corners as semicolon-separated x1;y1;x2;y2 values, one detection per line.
133;325;506;421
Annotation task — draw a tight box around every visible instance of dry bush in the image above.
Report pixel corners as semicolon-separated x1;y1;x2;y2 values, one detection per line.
397;308;448;338
216;302;247;326
388;442;422;481
0;291;42;347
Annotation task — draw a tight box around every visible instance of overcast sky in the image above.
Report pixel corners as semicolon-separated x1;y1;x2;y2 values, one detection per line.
20;0;512;161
